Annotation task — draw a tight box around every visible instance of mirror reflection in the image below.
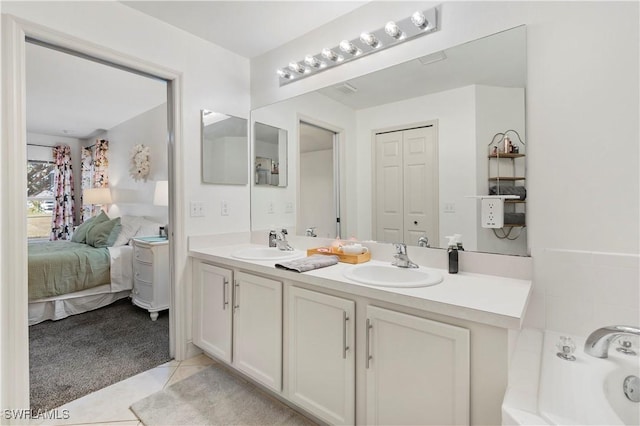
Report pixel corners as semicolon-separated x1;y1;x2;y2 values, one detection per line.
250;26;528;256
201;110;248;185
254;121;288;187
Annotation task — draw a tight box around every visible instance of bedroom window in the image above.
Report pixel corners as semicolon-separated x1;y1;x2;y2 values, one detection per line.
27;160;55;239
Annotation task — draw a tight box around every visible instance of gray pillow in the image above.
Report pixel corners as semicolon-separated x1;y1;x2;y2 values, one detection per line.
86;217;121;248
71;211;109;243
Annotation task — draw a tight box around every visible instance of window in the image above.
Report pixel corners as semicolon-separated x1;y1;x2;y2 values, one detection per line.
27;160;55;239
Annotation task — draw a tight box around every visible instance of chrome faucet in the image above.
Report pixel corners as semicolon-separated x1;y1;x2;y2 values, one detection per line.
392;243;418;268
417;235;430;248
275;228;294;251
584;325;640;358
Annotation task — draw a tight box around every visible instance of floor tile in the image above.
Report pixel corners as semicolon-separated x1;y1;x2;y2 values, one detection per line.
43;366;176;425
180;353;216;367
164;365;209;388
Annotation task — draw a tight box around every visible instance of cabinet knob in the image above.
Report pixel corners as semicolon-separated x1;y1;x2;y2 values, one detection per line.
414;220;418;225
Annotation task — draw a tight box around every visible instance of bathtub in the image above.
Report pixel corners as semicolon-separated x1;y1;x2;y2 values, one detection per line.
503;329;640;425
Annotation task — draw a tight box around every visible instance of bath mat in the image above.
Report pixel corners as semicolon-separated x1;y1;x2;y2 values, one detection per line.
130;364;315;425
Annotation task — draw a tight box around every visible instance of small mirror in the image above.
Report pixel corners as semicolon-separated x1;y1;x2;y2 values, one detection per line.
254;121;287;187
201;110;248;185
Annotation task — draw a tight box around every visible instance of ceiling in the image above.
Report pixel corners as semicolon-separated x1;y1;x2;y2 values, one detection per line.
26;1;367;140
121;1;368;58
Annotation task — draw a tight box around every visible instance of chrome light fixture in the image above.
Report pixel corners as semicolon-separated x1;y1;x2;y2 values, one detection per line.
277;6;439;86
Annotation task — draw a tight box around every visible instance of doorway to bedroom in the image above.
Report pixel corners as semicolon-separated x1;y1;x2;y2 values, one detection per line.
25;39;173;412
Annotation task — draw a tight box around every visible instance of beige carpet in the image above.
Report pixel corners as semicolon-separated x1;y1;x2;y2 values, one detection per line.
130;364;316;425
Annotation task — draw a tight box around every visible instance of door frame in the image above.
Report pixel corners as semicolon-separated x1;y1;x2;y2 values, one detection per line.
371;120;439;243
296;114;345;238
1;14;186;412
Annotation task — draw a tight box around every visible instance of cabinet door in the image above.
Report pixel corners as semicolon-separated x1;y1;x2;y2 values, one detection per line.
192;262;232;363
233;271;282;391
365;306;469;425
288;287;355;425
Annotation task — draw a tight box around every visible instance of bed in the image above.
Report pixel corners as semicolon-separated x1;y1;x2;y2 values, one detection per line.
28;214;164;325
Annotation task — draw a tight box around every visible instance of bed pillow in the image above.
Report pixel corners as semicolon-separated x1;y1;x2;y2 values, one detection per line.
86;217;121;248
71;211;109;244
112;216;143;246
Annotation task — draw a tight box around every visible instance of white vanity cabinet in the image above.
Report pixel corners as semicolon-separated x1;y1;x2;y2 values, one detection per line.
233;271;283;392
287;287;355;425
192;262;232;363
365;305;470;425
192;262;283;392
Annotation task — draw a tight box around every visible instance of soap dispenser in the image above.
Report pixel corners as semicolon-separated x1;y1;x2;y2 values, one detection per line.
454;234;464;251
446;236;458;274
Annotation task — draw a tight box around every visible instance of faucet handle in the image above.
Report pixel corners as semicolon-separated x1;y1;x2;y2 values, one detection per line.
556;336;576;361
617;338;638;356
393;243;407;254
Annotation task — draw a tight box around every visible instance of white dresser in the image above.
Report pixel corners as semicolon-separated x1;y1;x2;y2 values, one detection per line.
132;237;169;321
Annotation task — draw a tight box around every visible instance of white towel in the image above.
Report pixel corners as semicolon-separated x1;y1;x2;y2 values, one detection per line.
275;254;339;272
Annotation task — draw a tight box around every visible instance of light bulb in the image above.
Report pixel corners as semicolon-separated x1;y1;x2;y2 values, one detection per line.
339;40;359;55
288;61;305;74
321;47;340;62
384;21;402;39
411;11;428;29
276;68;292;79
304;55;321;68
360;32;380;48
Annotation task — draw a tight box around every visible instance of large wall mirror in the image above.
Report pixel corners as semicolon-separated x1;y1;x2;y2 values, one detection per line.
250;26;528;256
201;110;248;185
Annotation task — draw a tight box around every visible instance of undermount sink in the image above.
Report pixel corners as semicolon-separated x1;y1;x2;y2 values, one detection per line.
231;247;304;261
343;263;444;288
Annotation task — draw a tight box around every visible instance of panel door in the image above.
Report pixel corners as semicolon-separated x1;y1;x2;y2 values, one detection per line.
233;271;283;391
288;287;355;425
192;262;232;363
403;126;439;246
365;306;470;425
375;131;404;243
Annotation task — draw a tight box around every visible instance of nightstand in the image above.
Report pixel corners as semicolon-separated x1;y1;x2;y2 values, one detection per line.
131;236;169;321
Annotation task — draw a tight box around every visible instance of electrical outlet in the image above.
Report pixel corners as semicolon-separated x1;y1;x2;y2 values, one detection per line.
481;198;504;228
444;202;456;213
285;202;293;214
267;201;275;214
221;200;229;216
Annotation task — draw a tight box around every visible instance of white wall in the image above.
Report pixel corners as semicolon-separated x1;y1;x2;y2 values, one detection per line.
475;85;527;256
1;0;251;369
90;103;169;222
203;136;247;184
251;1;640;335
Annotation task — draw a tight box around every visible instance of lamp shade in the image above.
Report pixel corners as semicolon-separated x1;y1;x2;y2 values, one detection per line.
153;180;169;206
83;188;112;205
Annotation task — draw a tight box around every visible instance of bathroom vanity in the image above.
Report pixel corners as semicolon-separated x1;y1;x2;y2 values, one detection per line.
189;242;531;425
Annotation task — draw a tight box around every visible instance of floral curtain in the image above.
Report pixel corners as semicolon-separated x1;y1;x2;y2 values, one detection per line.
81;139;110;221
50;145;75;240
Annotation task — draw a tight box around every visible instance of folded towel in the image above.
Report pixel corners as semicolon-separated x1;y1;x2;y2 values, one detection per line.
489;185;526;200
275;254;339;273
504;213;526;225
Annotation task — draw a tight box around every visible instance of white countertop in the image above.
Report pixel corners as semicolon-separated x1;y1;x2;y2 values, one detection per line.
190;244;532;329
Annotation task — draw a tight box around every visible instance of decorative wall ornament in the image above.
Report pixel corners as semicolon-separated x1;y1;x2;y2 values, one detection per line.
130;144;151;181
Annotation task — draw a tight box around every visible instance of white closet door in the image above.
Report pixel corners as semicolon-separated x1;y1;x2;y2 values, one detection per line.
375;125;438;245
375;131;404;243
403;126;438;246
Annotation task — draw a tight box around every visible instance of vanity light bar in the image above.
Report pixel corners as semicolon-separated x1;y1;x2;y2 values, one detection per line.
277;6;439;86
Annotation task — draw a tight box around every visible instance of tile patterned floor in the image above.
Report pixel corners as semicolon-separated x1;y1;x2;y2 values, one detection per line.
31;354;216;426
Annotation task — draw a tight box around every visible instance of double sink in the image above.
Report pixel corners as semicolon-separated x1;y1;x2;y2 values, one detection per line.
231;246;443;288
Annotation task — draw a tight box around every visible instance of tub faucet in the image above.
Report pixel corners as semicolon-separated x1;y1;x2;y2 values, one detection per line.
392;243;418;268
584;325;640;358
275;228;294;251
417;235;430;248
305;227;317;237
